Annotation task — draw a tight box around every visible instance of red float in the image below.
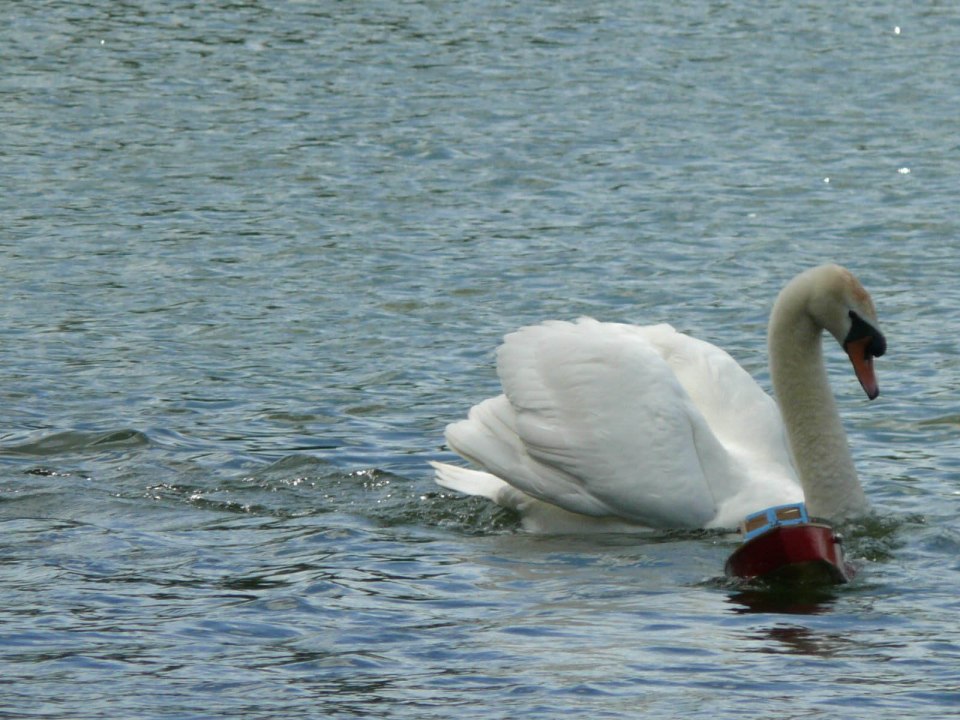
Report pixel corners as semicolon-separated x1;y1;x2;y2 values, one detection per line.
724;503;854;584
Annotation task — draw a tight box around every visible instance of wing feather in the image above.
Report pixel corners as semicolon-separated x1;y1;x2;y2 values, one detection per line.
494;318;728;527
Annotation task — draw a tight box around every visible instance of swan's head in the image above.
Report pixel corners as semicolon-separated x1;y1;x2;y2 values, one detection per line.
807;264;886;400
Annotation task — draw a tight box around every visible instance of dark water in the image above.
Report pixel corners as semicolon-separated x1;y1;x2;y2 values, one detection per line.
3;1;960;717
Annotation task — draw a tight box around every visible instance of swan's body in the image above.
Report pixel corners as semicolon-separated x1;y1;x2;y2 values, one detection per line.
431;264;885;533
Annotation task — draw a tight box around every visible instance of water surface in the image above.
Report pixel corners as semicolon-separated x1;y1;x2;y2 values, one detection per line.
3;1;960;718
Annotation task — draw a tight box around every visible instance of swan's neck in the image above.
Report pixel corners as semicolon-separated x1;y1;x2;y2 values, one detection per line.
768;300;868;520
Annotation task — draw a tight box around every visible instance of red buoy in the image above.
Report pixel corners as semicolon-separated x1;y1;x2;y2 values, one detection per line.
724;504;854;584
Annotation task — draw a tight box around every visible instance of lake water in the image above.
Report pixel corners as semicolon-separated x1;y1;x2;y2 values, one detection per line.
3;1;960;717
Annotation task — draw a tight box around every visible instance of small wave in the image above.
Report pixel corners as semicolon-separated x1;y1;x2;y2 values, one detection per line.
0;429;150;457
918;414;960;426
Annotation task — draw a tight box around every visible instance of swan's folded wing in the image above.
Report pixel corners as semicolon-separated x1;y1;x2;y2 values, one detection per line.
444;394;617;517
637;323;799;485
492;318;732;528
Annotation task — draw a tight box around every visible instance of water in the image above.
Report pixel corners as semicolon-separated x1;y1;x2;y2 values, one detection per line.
3;1;960;717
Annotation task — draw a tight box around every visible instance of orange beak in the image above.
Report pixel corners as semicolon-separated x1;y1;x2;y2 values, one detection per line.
844;336;880;400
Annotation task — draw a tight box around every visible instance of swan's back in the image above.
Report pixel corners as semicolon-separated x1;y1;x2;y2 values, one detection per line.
440;318;801;530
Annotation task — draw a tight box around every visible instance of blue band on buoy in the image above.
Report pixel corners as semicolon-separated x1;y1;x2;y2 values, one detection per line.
739;502;810;542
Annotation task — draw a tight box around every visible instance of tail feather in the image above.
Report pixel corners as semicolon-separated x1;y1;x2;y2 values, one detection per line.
430;461;538;516
430;461;509;501
430;461;644;534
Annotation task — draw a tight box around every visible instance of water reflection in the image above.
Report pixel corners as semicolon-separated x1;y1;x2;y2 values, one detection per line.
726;585;840;615
748;625;844;657
736;620;909;660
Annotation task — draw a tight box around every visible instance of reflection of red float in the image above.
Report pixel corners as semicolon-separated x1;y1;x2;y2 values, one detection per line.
724;503;854;584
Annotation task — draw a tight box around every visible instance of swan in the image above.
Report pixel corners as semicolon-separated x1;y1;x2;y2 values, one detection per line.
430;264;886;533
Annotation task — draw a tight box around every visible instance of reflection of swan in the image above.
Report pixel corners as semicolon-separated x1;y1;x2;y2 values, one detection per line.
431;265;886;533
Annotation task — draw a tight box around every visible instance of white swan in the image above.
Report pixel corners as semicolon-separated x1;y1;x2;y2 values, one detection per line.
430;264;886;533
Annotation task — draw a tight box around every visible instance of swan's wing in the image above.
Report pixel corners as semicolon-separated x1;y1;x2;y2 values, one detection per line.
447;318;736;528
632;323;803;525
444;393;619;517
636;323;799;479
